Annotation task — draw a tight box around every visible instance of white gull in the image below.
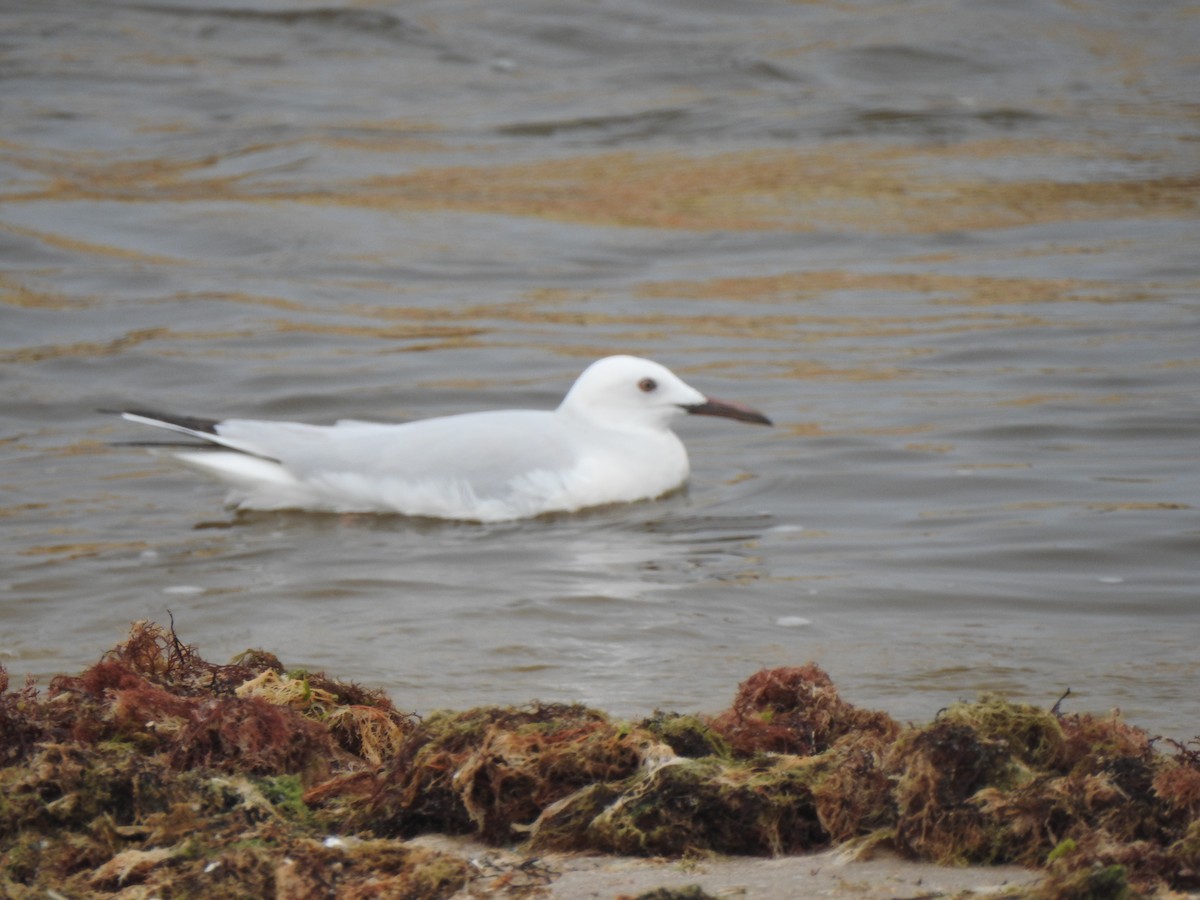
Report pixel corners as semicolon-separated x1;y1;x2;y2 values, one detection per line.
115;355;772;522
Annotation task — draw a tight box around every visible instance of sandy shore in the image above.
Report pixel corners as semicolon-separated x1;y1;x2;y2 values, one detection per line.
412;835;1043;898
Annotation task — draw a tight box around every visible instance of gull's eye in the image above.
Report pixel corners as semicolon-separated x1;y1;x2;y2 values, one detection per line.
638;377;657;393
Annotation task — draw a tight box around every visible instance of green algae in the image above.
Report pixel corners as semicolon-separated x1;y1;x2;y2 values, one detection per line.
1047;837;1079;864
640;711;733;760
939;693;1068;771
256;773;311;822
550;755;828;857
1;621;1198;897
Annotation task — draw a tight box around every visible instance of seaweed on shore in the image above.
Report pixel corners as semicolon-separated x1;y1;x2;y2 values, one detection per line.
0;622;460;898
2;621;1198;898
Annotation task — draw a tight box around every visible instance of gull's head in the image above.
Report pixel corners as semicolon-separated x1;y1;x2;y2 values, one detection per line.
558;355;772;431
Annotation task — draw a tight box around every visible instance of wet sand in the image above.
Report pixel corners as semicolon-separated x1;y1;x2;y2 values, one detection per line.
413;834;1043;898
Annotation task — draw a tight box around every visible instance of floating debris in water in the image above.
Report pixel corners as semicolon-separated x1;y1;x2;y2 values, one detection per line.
1;622;1197;897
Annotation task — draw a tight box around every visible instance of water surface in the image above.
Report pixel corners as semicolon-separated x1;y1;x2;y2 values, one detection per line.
2;0;1197;737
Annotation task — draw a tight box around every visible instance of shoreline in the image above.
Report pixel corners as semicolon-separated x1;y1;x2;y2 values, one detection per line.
2;622;1197;898
409;834;1043;898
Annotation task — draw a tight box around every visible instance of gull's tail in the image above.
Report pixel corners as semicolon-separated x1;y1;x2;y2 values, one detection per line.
108;409;298;492
107;409;276;460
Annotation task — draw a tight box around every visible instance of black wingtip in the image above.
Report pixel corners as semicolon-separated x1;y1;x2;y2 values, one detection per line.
109;409;222;435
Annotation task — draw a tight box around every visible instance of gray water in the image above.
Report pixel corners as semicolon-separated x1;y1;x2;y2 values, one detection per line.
2;0;1198;738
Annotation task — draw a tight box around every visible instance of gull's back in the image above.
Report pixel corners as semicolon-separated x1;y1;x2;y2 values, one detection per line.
180;409;591;519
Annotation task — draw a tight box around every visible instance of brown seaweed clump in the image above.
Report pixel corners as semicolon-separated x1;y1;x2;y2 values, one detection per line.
2;622;1199;897
885;696;1200;895
706;665;903;846
529;755;828;857
0;622;464;898
313;702;652;843
708;664;901;757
